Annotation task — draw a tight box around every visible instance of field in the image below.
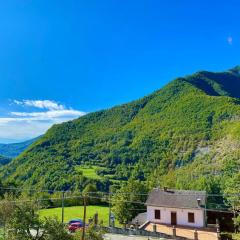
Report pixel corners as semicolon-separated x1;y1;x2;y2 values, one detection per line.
75;166;121;183
75;166;104;180
39;205;119;226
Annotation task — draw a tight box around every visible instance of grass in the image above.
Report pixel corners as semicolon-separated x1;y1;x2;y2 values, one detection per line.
39;205;119;226
0;228;3;240
75;166;122;184
75;166;104;180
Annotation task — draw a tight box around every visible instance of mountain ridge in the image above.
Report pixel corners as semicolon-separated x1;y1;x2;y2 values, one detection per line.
0;155;11;166
1;67;240;193
0;137;41;159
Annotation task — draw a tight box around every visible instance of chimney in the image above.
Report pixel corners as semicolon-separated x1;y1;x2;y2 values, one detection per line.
197;198;201;206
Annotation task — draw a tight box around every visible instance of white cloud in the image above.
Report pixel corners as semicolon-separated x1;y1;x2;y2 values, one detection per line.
11;109;85;119
14;100;65;110
0;120;52;141
0;100;87;142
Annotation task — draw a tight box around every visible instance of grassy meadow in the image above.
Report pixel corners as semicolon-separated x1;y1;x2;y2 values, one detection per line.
75;166;103;180
39;205;119;226
75;165;121;184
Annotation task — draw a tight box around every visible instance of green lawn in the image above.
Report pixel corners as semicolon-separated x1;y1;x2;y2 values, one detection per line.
39;205;117;226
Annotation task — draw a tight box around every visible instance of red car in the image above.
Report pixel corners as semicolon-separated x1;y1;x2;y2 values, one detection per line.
68;222;82;232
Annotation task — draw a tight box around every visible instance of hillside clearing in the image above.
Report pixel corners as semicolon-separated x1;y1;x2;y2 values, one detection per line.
75;166;105;180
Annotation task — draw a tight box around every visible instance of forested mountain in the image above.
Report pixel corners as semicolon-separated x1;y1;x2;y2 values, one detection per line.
0;137;40;158
0;155;11;166
1;67;240;193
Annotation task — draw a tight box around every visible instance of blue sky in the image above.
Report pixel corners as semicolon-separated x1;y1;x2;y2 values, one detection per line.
0;0;239;142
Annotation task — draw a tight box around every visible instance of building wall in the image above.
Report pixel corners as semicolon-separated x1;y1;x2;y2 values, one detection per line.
147;206;205;228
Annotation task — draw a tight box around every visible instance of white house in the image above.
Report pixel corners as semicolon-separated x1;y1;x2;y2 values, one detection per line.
145;188;207;228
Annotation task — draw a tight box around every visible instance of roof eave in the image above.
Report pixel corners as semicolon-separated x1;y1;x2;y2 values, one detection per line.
146;204;205;210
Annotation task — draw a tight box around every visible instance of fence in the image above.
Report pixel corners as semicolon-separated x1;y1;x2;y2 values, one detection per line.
103;226;188;240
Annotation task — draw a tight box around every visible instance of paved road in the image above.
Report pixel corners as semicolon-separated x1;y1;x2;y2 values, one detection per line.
104;233;168;240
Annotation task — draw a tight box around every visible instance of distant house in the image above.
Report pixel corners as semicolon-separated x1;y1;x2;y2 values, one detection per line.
145;188;207;228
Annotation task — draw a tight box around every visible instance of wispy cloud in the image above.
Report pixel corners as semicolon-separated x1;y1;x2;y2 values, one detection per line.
14;100;65;110
0;100;87;142
11;109;85;119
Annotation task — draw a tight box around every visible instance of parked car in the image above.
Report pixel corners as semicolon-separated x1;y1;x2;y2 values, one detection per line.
68;219;83;225
68;222;82;232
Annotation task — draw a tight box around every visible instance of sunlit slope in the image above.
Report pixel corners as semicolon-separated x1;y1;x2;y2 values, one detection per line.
1;67;240;192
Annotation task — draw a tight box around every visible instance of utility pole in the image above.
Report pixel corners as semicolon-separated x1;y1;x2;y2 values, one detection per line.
82;194;87;240
61;191;65;224
108;192;111;227
204;193;207;227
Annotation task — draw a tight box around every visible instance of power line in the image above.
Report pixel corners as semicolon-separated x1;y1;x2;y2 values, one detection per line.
0;194;237;214
1;186;240;198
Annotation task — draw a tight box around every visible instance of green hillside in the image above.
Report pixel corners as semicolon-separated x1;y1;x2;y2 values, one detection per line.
1;67;240;193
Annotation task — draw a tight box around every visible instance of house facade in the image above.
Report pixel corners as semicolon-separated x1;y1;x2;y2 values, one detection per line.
146;188;206;228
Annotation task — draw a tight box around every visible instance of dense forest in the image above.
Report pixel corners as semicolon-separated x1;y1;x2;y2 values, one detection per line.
1;67;240;195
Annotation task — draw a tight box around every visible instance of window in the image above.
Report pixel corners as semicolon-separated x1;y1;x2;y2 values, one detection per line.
188;212;195;223
155;209;161;219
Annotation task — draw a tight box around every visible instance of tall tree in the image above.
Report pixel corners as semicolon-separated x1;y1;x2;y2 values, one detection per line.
112;179;147;224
